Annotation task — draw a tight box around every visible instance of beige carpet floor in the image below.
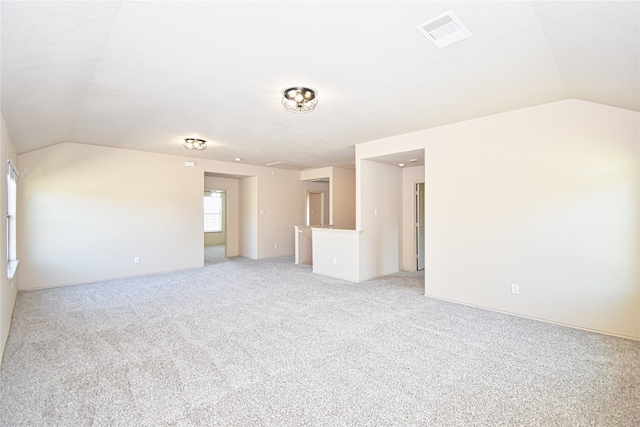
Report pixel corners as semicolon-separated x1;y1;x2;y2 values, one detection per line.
1;254;639;426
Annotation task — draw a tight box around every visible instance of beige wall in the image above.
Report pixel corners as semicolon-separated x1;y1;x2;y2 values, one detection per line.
204;234;226;247
257;169;306;258
356;99;640;339
312;228;361;281
332;167;356;229
239;176;258;259
1;114;18;363
17;143;205;289
358;160;402;281
314;160;400;282
301;166;355;229
16;143;307;289
204;230;225;247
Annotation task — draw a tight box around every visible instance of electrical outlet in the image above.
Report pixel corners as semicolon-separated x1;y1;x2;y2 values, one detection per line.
134;257;140;264
332;257;337;264
511;283;519;294
274;243;278;249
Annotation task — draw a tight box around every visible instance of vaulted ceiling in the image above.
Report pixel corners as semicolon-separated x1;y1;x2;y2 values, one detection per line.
1;1;638;169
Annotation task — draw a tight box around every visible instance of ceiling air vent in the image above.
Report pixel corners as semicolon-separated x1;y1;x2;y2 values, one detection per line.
265;161;310;171
416;11;471;49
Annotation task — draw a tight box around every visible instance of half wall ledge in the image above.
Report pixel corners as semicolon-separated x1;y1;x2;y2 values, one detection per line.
311;228;362;282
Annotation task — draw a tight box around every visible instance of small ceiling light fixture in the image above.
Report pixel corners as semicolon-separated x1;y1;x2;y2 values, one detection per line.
281;87;318;113
409;158;418;162
183;138;207;150
235;157;242;162
398;163;405;167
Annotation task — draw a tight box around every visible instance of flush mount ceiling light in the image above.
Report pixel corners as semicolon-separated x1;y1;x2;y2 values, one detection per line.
281;87;318;113
183;138;207;150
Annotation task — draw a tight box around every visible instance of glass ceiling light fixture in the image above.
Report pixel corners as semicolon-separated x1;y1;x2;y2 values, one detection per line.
183;138;207;150
281;87;318;113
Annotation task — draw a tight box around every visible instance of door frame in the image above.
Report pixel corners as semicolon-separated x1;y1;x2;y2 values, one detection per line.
204;189;228;255
414;182;425;271
306;190;326;226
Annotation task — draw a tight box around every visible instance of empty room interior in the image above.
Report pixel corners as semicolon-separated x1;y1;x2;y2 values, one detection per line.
0;1;639;425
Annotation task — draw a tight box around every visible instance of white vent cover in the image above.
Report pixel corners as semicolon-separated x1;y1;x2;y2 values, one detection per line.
265;161;310;171
416;11;471;49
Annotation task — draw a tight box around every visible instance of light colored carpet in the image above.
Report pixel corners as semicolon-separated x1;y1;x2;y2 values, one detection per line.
1;255;639;426
204;245;225;266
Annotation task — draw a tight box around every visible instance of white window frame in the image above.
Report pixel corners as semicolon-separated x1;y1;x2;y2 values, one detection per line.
204;192;223;233
7;159;18;278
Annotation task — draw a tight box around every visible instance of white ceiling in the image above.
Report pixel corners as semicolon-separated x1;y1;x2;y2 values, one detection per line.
1;1;638;169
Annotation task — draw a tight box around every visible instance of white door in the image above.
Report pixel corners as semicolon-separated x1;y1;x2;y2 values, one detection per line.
416;183;425;271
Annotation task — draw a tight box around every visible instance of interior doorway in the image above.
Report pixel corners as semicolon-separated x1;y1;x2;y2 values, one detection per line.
203;171;249;260
415;183;425;271
306;191;326;225
204;189;227;265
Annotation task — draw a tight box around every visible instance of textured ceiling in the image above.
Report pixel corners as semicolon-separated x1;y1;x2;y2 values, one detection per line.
1;1;638;169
